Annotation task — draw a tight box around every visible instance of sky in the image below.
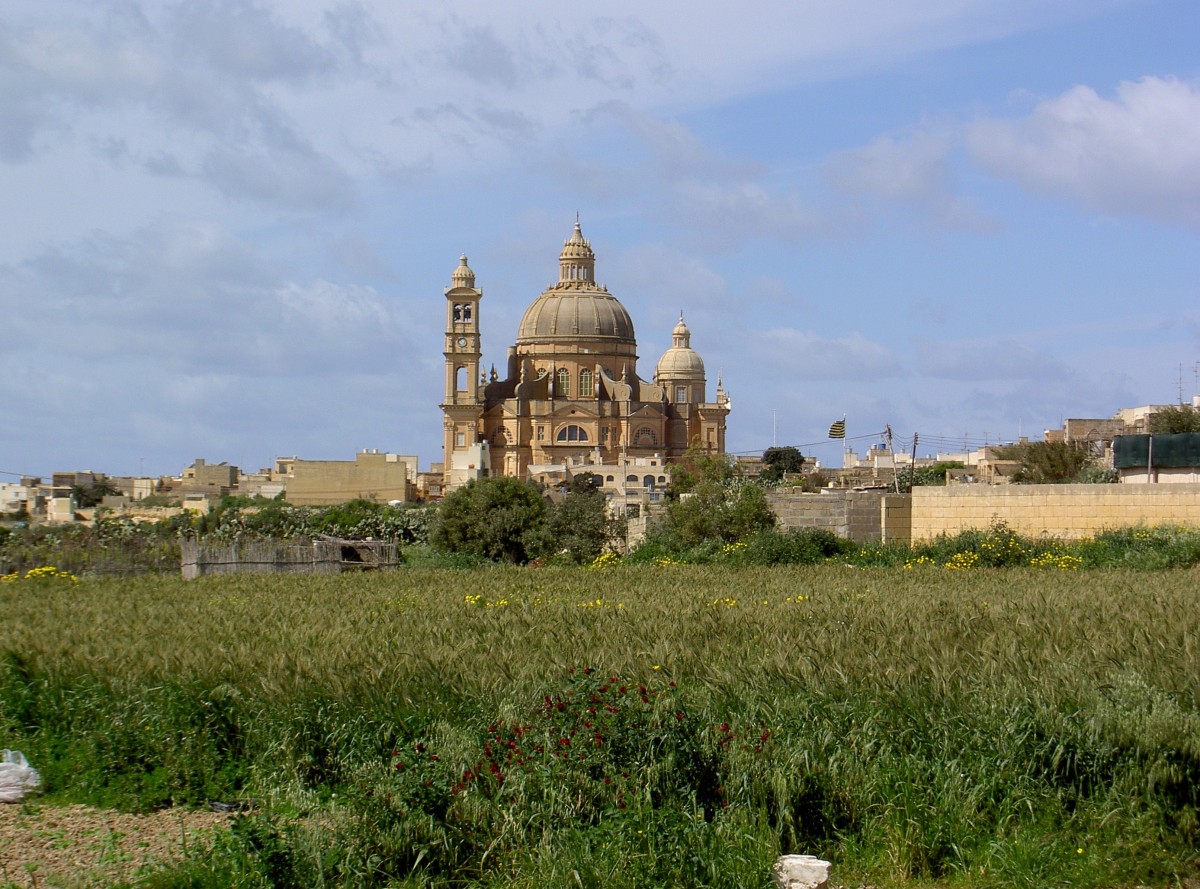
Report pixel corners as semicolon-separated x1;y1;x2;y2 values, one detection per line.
2;0;1198;480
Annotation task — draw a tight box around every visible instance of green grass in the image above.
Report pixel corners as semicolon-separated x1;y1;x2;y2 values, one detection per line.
2;566;1199;887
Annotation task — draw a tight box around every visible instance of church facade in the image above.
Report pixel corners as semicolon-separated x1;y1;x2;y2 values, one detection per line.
441;222;730;492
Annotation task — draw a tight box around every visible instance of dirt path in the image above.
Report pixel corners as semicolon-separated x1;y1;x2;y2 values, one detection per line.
0;802;231;888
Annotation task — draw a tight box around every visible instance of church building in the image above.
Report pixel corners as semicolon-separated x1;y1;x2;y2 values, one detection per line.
441;222;730;493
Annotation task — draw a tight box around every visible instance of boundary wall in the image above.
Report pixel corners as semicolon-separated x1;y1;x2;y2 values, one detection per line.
765;490;887;543
909;483;1200;541
181;537;400;579
767;484;1200;545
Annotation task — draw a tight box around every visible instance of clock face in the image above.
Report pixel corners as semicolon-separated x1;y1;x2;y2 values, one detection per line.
457;337;467;347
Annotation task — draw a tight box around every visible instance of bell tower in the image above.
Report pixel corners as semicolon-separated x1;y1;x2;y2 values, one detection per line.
441;255;487;488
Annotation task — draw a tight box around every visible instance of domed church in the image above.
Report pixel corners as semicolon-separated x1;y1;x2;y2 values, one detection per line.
441;222;730;492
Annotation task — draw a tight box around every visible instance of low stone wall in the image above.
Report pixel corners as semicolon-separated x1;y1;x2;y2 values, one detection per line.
910;483;1200;541
181;537;400;579
766;484;1200;545
881;493;912;545
765;490;886;543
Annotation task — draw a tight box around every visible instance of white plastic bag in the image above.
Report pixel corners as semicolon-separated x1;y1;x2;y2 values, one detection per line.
0;749;42;802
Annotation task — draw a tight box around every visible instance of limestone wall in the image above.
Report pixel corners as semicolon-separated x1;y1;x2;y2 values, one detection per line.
910;483;1200;540
881;494;912;545
765;490;885;543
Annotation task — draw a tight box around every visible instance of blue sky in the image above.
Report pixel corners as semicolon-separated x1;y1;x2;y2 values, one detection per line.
1;0;1197;479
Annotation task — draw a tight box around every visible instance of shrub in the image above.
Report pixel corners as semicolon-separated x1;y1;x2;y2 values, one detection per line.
1149;404;1200;434
545;475;625;564
1076;525;1200;569
990;440;1096;484
665;480;776;547
760;446;805;482
431;477;548;564
727;528;854;566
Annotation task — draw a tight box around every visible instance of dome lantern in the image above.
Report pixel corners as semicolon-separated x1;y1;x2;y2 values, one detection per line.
450;254;475;289
558;221;596;286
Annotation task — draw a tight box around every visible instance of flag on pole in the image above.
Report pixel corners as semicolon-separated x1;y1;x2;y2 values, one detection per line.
828;418;846;439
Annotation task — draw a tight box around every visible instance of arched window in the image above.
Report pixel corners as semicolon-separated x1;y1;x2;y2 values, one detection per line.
606;475;615;482
633;427;658;447
643;475;655;489
626;474;638;484
556;368;570;398
555;425;589;442
579;369;594;397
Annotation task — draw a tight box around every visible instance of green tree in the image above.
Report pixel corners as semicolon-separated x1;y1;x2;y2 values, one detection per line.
70;479;121;508
896;461;965;489
667;447;739;498
545;474;622;564
431;477;548;563
760;446;805;482
993;441;1093;484
665;479;776;546
1150;404;1200;434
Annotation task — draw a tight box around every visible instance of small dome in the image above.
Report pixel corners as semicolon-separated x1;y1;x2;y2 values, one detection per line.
656;313;705;379
656;345;705;378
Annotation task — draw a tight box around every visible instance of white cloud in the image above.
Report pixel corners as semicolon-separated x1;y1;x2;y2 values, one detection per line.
0;219;405;375
668;181;831;249
0;216;432;472
609;243;728;310
825;127;994;231
443;21;525;89
914;338;1072;382
0;3;360;209
757;329;898;381
967;76;1200;226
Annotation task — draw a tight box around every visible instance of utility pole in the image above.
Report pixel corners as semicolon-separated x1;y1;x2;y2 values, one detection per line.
909;433;919;493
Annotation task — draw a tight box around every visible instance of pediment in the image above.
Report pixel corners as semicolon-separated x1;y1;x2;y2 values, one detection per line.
547;403;600;421
628;403;666;420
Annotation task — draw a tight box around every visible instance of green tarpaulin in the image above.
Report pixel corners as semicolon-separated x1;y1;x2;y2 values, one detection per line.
1113;433;1200;469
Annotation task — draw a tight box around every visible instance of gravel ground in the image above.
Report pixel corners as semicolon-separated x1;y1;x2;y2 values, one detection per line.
0;802;231;888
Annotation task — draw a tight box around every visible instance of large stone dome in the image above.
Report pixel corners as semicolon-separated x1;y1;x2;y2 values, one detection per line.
516;222;636;346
